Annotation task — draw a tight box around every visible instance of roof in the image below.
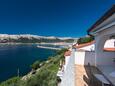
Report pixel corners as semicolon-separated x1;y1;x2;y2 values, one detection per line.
104;48;115;52
73;41;95;49
64;50;71;56
87;5;115;34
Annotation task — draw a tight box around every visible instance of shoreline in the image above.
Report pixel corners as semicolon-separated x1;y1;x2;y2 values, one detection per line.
0;42;70;50
0;42;72;45
0;44;57;83
37;45;61;50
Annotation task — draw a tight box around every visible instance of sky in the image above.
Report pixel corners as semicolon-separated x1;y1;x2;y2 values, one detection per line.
0;0;114;37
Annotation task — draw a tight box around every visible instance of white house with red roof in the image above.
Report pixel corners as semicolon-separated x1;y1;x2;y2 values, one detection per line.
74;39;115;52
73;38;115;66
74;41;95;51
64;50;71;69
60;48;75;86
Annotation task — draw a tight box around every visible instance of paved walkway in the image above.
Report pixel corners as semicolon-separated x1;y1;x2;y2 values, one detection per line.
75;65;101;86
75;65;88;86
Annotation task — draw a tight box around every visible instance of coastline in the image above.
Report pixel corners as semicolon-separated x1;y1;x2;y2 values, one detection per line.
0;49;66;86
0;44;56;82
37;45;61;50
0;42;43;45
0;42;72;45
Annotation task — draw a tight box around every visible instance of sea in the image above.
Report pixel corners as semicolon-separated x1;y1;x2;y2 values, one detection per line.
0;44;56;82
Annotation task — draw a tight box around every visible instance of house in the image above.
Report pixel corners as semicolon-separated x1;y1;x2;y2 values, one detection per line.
60;5;115;86
73;39;115;51
74;41;95;51
57;49;72;84
88;5;115;85
64;50;71;69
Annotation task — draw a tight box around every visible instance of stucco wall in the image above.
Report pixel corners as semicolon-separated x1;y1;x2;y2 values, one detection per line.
64;56;70;70
104;39;115;48
75;51;95;66
60;49;75;86
95;25;115;67
79;44;95;51
96;52;115;66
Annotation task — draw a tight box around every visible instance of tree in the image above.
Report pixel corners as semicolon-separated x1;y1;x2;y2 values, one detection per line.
77;36;94;44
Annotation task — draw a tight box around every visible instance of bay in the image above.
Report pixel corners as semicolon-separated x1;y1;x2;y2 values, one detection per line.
0;44;56;82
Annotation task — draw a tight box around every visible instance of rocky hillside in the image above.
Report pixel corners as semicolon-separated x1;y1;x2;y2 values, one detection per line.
0;34;77;43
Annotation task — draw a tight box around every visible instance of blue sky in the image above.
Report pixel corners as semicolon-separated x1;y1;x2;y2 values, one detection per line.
0;0;114;37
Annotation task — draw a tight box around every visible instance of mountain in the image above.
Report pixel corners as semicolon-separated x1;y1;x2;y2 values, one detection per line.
0;34;77;43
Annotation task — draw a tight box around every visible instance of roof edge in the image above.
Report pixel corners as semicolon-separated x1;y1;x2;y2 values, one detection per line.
87;5;115;35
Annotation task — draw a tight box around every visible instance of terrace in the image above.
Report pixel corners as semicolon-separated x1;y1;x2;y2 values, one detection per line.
87;5;115;86
60;5;115;86
75;5;115;86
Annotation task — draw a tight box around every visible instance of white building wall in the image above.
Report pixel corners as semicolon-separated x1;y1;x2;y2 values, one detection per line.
60;49;75;86
95;25;115;67
75;51;95;66
96;52;115;66
64;56;70;70
104;39;115;48
79;44;95;51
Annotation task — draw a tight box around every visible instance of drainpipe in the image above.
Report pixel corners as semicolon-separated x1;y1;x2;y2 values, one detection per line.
95;53;97;67
94;43;97;67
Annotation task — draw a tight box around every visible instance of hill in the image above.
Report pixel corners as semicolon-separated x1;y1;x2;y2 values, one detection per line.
0;34;77;43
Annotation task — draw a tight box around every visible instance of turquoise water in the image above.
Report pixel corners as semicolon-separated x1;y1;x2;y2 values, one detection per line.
0;44;56;82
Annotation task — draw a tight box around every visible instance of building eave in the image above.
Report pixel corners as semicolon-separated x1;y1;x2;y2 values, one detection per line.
87;5;115;35
89;22;115;36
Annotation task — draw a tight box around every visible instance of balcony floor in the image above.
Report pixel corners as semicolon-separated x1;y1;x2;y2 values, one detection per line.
75;65;102;86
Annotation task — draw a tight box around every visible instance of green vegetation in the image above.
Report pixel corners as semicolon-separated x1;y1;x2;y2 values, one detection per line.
77;36;94;44
0;49;67;86
0;77;20;86
30;60;42;70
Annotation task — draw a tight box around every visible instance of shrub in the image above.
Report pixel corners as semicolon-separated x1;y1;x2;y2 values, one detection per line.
30;60;41;70
56;48;67;55
0;77;20;86
77;36;94;44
